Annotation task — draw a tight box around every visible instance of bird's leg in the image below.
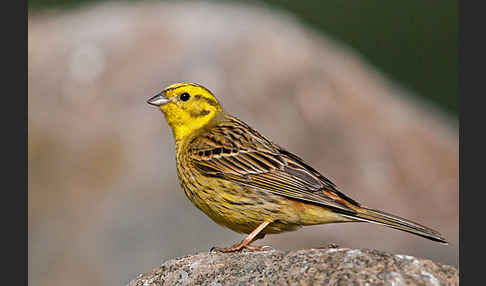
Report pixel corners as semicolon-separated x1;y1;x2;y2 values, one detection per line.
211;221;271;253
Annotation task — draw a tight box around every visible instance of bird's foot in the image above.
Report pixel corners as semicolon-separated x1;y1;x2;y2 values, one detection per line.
210;243;271;253
210;222;273;253
244;245;272;251
317;243;339;249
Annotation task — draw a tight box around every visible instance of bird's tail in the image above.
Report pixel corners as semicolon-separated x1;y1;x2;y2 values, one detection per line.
340;207;447;244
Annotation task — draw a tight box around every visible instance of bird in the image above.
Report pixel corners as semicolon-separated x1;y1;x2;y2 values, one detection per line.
147;82;447;252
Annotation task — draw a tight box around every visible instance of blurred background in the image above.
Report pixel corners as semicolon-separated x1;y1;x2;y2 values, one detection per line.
28;0;458;285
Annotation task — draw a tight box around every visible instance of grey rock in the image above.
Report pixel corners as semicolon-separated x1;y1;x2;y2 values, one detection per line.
127;248;458;286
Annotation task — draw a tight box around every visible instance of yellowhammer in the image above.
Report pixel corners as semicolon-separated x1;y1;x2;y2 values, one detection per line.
147;82;447;252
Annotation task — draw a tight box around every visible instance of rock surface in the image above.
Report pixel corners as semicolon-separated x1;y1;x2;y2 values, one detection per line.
127;248;458;286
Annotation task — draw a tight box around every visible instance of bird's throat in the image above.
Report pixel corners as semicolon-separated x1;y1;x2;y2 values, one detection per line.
168;110;224;146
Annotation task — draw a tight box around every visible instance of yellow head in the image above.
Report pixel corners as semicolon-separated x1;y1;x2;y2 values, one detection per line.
147;82;223;141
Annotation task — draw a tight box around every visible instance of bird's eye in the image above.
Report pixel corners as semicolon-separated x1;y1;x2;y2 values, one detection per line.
180;92;190;101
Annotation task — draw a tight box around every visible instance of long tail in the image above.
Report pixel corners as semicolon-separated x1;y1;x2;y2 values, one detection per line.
340;207;447;244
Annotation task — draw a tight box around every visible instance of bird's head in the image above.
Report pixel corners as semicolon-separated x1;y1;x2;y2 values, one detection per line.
147;82;223;140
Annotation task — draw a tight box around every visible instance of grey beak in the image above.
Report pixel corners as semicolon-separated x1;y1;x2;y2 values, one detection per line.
147;92;170;106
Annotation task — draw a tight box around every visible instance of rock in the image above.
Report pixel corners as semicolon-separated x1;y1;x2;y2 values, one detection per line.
127;248;458;286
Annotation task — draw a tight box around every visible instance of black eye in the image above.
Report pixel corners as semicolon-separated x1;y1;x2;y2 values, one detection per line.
180;92;190;101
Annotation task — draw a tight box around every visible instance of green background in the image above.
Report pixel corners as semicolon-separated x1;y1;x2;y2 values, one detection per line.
29;0;459;116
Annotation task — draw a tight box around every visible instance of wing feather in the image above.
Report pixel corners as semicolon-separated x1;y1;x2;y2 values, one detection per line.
189;115;361;214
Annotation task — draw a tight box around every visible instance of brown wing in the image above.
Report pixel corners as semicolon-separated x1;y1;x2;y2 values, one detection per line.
189;115;361;215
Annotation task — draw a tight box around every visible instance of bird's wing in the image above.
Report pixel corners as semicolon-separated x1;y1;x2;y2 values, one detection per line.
189;116;361;215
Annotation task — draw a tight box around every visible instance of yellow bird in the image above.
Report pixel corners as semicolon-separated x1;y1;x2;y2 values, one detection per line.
147;82;447;252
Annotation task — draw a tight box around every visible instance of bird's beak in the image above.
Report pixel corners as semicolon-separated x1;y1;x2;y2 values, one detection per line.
147;92;170;106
